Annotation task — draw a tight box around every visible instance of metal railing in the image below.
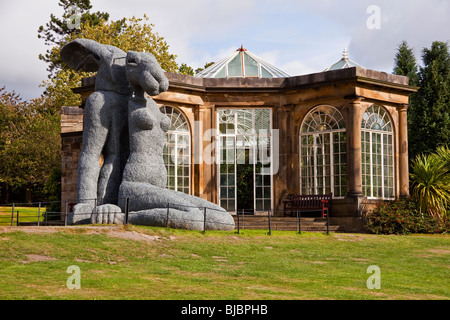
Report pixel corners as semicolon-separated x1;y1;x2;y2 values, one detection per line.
0;199;331;234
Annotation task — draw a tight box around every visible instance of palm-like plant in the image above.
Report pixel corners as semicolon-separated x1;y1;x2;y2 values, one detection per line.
410;146;450;218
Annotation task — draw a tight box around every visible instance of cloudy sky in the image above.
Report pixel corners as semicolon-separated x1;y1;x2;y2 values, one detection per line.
0;0;449;100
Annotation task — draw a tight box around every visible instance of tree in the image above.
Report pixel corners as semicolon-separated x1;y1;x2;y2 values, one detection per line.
195;62;215;74
179;63;194;76
41;15;181;109
0;88;61;203
393;40;419;86
409;41;450;159
38;0;110;77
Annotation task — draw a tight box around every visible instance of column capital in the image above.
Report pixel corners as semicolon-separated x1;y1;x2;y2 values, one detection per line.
397;103;409;112
344;95;365;102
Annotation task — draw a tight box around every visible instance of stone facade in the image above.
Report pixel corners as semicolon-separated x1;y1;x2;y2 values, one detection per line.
61;106;84;213
61;67;417;231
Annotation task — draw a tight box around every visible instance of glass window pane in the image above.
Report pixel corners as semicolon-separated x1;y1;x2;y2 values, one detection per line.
261;67;273;78
244;54;259;77
228;54;243;77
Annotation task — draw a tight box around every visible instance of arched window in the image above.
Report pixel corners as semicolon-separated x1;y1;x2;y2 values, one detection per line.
159;106;191;194
300;106;347;197
361;105;394;199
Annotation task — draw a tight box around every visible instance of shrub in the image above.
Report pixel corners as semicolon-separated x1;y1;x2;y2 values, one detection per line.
410;145;450;219
365;198;449;235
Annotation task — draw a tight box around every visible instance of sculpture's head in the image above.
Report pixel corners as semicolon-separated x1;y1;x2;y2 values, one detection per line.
125;51;169;96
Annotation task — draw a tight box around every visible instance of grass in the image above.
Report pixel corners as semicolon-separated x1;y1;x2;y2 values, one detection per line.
0;206;47;226
0;225;448;300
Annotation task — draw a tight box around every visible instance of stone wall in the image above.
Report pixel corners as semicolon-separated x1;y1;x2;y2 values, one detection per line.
60;106;83;212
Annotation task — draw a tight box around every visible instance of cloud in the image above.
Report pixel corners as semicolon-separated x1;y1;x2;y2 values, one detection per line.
281;60;318;77
0;1;58;99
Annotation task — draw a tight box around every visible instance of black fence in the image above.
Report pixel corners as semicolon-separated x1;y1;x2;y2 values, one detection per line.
0;202;64;227
0;198;331;234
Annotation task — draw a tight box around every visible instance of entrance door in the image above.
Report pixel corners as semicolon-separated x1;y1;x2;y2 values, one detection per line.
236;148;254;213
217;108;272;213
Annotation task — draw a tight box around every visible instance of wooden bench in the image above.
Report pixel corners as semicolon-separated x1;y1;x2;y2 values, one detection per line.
282;193;332;218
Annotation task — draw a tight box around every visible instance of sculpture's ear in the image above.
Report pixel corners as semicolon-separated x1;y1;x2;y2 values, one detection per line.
60;39;111;72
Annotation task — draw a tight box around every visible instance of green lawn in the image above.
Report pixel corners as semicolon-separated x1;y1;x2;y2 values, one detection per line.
0;225;448;300
0;206;50;226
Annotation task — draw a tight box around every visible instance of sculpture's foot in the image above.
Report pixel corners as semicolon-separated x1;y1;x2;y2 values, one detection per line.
90;204;125;225
69;203;94;225
69;203;125;225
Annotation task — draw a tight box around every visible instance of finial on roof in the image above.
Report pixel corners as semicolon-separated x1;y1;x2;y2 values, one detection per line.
342;48;348;59
237;44;247;52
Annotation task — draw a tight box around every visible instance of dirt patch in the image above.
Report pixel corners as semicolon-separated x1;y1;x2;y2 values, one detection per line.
74;258;93;263
352;258;369;263
0;225;166;243
428;249;450;255
0;226;61;234
107;230;161;242
213;256;228;262
22;254;57;264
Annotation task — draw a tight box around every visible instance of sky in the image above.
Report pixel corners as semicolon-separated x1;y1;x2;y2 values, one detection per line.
0;0;449;100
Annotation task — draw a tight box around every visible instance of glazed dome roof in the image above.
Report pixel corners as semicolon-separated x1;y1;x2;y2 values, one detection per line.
324;49;364;71
195;45;290;78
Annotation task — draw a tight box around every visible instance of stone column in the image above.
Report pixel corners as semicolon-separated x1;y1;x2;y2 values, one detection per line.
193;106;202;198
346;98;364;198
194;106;215;202
398;104;410;197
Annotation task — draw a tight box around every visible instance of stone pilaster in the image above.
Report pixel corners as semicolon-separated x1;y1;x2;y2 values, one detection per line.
398;104;410;197
346;98;364;198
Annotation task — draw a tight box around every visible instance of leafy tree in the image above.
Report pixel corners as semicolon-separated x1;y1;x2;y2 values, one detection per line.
409;41;450;159
38;0;110;77
195;62;215;74
41;15;181;109
179;63;194;76
0;88;61;203
393;40;419;86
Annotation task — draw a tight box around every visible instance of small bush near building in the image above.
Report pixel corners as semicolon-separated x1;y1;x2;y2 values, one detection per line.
365;198;449;235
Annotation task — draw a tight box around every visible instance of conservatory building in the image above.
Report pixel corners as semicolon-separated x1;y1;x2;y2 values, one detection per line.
61;47;417;231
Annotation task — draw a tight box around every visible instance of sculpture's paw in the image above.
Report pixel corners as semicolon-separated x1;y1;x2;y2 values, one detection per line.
91;204;125;225
69;203;95;225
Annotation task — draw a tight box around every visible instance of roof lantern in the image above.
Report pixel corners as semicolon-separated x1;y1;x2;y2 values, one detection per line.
195;45;290;79
324;49;364;71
